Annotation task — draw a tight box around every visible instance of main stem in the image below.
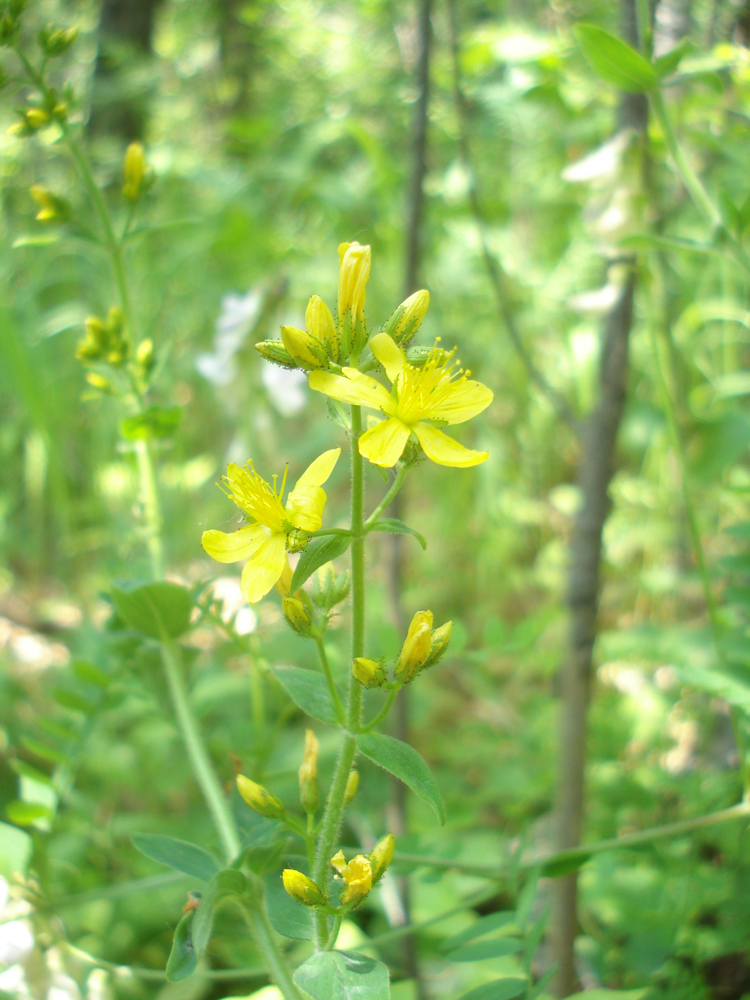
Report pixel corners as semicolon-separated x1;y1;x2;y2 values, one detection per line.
311;404;366;947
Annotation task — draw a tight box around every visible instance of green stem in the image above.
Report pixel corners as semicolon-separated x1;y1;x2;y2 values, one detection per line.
134;439;165;579
311;405;366;947
162;640;241;863
244;900;303;1000
359;687;400;734
363;463;409;531
316;636;346;723
324;913;343;950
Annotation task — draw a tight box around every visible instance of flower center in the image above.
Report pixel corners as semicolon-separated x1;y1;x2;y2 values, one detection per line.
221;461;288;531
393;344;467;425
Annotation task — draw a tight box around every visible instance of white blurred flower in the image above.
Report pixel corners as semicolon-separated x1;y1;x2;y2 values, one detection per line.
261;362;307;417
196;288;263;387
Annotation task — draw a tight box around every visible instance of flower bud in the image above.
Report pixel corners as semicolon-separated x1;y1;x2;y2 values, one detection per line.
352;657;387;689
298;729;319;815
29;185;68;223
344;769;359;805
236;774;285;820
382;290;430;346
25;108;49;129
421;620;453;671
85;372;112;392
280;325;327;369
306;294;338;361
84;315;108;348
283;595;317;638
38;24;78;56
135;338;154;371
369;833;395;884
331;850;372;907
337;242;371;338
274;558;294;598
123;142;147;201
255;340;297;369
282;869;327;907
395;611;434;682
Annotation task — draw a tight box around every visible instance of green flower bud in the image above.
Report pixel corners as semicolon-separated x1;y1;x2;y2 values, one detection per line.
280;325;327;369
255;340;297;369
352;657;387;689
122;142;147;201
282;869;327;907
344;769;359;805
38;24;79;56
369;833;395;884
298;729;319;815
236;775;285;820
382;290;430;346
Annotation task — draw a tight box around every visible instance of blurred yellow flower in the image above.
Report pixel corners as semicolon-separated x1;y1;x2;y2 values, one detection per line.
330;849;373;906
202;449;340;603
309;333;492;468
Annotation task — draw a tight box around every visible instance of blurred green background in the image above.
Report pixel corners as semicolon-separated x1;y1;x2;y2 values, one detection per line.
3;0;750;998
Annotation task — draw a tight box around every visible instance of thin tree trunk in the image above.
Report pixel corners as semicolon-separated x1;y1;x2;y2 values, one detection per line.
550;1;647;992
387;2;432;997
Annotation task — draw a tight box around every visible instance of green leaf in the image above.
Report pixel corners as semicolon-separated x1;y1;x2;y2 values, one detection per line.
120;405;184;441
5;801;53;827
111;582;193;640
619;233;720;257
370;518;426;550
455;980;527;1000
293;950;390;1000
447;937;523;962
540;850;592;877
357;732;445;824
327;397;352;432
272;665;341;724
653;38;694;79
51;688;96;714
565;992;647;1000
527;967;556;1000
575;24;657;93
71;659;110;688
441;912;516;950
192;869;249;959
678;663;750;715
264;870;314;941
20;737;66;764
291;534;352;593
131;833;220;881
242;838;290;875
166;912;197;982
0;821;32;879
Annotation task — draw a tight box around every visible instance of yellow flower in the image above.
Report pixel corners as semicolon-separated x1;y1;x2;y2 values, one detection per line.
202;449;341;604
395;611;453;682
330;850;373;906
309;333;493;468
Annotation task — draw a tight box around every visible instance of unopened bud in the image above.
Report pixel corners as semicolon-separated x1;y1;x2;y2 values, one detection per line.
344;770;359;805
84;315;108;348
123;142;147;201
337;241;371;328
255;340;297;369
135;338;154;370
422;620;453;670
280;325;327;369
395;611;433;682
25;108;49;129
236;774;285;820
274;558;293;598
283;595;317;637
306;294;337;361
85;372;111;391
38;24;78;56
369;833;395;884
298;729;319;814
352;657;387;689
382;290;430;346
29;185;68;223
282;869;327;907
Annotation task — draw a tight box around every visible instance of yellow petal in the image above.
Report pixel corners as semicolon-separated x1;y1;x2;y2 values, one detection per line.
370;332;406;384
421;379;494;425
286;485;326;532
309;370;393;413
202;524;268;563
358;418;411;468
240;533;287;603
294;448;341;489
281;325;326;368
413;423;488;468
306;295;337;356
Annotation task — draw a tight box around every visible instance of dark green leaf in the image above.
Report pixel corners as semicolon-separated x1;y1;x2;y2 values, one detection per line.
527;967;556;1000
71;659;110;688
370;518;426;550
19;737;66;764
51;688;96;714
575;24;657;92
358;732;445;824
293;950;389;1000
264;870;314;940
272;665;341;724
291;534;352;593
131;833;220;882
166;912;197;982
540;850;592;877
242;838;290;875
441;912;516;950
111;582;193;640
192;869;249;958
565;992;647;1000
120;405;184;441
448;937;522;962
455;979;527;1000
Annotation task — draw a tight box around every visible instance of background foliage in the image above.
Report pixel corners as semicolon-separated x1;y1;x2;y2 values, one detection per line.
2;0;750;998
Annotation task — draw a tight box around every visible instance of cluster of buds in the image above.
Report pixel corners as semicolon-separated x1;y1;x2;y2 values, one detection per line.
256;241;430;374
76;307;128;366
0;0;25;46
282;562;350;639
353;609;452;689
282;833;394;911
